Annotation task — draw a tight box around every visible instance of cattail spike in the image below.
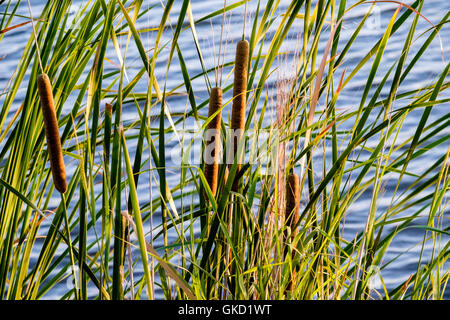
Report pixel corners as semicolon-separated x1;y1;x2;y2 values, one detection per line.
230;40;249;190
231;40;249;132
284;173;300;292
204;87;223;197
105;102;113;116
37;74;67;194
285;173;300;235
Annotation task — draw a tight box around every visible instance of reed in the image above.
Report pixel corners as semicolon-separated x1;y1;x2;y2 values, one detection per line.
285;173;300;232
204;87;223;197
105;102;113;116
230;39;249;190
284;173;300;292
36;73;67;194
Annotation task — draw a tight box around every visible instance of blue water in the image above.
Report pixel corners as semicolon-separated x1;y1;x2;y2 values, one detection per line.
0;0;449;299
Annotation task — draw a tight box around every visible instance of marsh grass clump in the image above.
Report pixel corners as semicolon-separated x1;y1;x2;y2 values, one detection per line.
37;73;67;194
0;0;448;301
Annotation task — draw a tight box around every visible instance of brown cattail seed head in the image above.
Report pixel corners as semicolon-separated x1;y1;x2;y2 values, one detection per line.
105;102;113;116
37;74;67;194
284;173;300;292
230;40;249;190
231;40;249;133
285;173;300;235
230;41;249;156
204;87;222;196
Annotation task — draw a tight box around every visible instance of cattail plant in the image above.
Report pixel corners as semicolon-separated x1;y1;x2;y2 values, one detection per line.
104;103;113;166
105;102;113;117
37;73;67;194
37;73;78;299
285;174;300;229
204;87;223;197
284;173;300;292
229;39;249;190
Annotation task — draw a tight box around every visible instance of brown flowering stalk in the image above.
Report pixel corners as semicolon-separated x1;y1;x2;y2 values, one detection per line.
230;40;249;190
37;73;67;194
204;87;223;197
